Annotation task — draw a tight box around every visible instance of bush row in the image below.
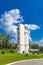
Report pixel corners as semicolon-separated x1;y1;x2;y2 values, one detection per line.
1;50;14;54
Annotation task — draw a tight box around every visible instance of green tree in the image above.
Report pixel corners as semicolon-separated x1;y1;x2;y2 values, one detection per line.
0;34;15;49
39;46;43;53
31;44;39;49
5;34;10;48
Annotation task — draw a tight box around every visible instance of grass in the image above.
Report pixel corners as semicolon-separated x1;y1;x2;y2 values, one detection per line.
0;53;43;65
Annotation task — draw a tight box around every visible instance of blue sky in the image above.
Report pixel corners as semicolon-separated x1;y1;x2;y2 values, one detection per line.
0;0;43;45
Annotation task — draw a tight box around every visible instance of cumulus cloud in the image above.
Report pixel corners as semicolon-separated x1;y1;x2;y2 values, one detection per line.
38;38;43;46
25;24;40;30
31;38;43;46
0;8;40;44
25;24;40;42
39;38;43;43
0;9;24;43
0;9;23;33
29;36;32;42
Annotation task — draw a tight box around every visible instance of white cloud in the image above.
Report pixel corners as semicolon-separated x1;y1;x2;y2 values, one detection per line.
38;38;43;46
29;36;32;42
0;8;40;44
0;9;24;43
25;24;40;30
25;24;40;42
11;38;17;44
0;8;23;34
1;9;23;24
31;38;43;46
39;38;43;43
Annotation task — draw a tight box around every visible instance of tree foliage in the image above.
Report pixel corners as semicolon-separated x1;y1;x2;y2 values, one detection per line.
0;34;15;49
30;44;39;49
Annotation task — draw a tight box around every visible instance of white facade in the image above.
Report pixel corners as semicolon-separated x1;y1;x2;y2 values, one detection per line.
17;24;29;54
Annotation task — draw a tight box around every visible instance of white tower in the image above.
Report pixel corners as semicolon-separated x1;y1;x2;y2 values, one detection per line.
17;24;29;54
25;29;29;53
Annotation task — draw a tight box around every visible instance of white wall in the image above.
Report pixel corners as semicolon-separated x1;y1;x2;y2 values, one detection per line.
17;24;25;53
17;24;29;54
25;29;29;53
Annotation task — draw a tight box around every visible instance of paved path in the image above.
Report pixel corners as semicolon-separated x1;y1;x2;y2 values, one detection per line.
11;59;43;65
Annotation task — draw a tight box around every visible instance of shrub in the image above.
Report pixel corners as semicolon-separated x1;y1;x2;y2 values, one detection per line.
25;53;28;56
23;51;25;54
10;50;14;53
37;52;39;54
33;52;35;54
42;54;43;56
1;51;5;54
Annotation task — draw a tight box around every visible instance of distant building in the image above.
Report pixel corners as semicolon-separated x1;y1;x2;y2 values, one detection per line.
17;24;29;54
29;49;38;52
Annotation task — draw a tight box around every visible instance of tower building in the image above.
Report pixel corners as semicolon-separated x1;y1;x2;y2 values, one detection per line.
17;24;29;54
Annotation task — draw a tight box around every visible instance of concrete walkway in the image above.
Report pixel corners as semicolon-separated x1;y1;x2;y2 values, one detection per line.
7;59;43;65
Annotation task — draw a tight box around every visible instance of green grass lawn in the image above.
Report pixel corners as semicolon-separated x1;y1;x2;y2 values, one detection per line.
0;53;43;65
